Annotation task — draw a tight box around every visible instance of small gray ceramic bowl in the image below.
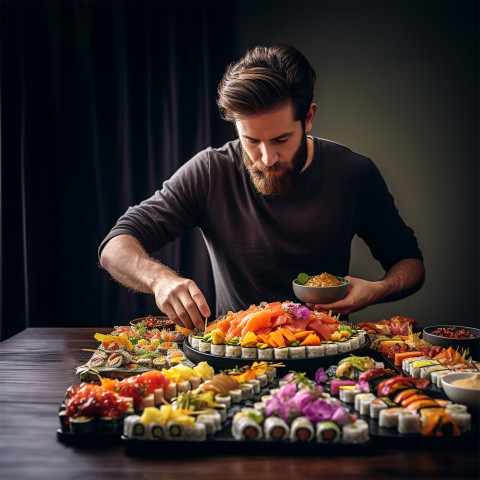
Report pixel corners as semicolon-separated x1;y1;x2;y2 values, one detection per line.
441;372;480;410
292;276;350;304
423;325;480;359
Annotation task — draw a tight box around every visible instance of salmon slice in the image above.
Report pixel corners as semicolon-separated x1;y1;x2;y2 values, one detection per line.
241;310;272;339
307;318;332;341
271;315;288;328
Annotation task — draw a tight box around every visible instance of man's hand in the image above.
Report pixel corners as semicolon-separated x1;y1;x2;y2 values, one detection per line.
100;234;211;330
151;272;211;331
307;276;382;314
307;258;425;315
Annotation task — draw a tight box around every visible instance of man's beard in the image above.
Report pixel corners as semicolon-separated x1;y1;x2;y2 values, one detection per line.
242;134;308;196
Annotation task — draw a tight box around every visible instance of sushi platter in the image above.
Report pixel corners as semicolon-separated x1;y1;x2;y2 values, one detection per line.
57;301;480;453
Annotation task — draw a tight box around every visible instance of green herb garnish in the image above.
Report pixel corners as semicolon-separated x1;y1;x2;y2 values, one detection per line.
297;273;309;285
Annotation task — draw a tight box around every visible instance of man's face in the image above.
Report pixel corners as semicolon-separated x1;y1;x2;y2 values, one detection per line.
236;103;310;196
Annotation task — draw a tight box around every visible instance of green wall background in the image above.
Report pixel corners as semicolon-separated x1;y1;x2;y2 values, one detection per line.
234;1;478;327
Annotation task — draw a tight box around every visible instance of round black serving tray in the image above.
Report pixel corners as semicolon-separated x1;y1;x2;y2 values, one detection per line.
183;335;371;376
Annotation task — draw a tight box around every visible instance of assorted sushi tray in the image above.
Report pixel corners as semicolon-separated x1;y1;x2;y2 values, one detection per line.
58;303;479;452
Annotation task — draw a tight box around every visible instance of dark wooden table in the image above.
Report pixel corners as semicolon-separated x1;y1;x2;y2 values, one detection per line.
0;328;478;480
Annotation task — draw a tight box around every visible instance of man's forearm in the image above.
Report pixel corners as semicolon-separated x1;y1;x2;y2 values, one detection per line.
374;258;425;304
99;234;175;294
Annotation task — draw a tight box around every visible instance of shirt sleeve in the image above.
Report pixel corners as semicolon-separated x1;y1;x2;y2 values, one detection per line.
356;159;423;271
98;150;210;258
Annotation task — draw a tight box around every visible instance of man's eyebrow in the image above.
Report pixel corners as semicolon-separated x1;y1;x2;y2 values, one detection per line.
242;131;295;141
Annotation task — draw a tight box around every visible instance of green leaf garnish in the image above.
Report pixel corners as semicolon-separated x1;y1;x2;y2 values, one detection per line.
297;273;309;285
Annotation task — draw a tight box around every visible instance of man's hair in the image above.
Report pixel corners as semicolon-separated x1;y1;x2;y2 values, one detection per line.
217;45;316;124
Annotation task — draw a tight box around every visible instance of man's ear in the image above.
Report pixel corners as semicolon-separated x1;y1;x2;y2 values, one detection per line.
305;103;317;134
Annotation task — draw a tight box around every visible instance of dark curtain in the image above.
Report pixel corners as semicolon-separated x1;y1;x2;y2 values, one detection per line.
1;0;236;340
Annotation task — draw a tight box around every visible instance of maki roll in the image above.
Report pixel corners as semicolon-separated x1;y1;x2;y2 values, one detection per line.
239;383;254;400
196;414;216;435
166;421;184;440
152;356;168;370
421;364;448;381
264;416;289;441
229;388;243;404
123;415;148;439
354;393;376;412
369;398;389;419
225;344;242;358
190;335;202;350
215;394;232;408
289;416;314;442
379;408;406;428
257;347;274;360
231;412;263;441
107;352;126;368
241;347;257;359
88;356;107;368
176;381;191;394
288;346;306;359
306;345;324;357
136;357;153;369
324;343;338;356
149;422;167;440
97;416;122;434
273;347;288;359
342;419;369;444
247;379;261;394
210;344;226;356
256;373;268;388
199;341;212;353
446;405;471;432
184;422;207;441
316;420;341;443
339;386;360;404
397;411;421;434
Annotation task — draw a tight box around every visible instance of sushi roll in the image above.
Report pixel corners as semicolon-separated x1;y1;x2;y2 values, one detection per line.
210;344;226;356
189;376;202;390
324;343;338;356
229;388;243;404
410;359;439;379
164;382;177;401
214;404;228;423
354;393;376;412
349;336;360;349
107;352;126;368
289;346;306;359
153;388;165;405
225;344;242;358
199;341;212;353
273;347;288;359
136;357;153;369
190;335;202;350
316;420;341;443
402;356;427;374
247;379;261;394
369;398;389;419
397;411;421;434
256;373;269;387
446;405;471;432
337;341;350;354
339;386;360;404
196;414;216;435
123;415;147;439
342;419;369;444
88;356;107;369
265;367;276;382
215;394;232;408
152;356;168;370
433;370;454;388
184;422;207;441
379;408;406;428
306;345;324;357
239;383;254;400
166;421;184;440
420;364;448;381
257;347;274;360
241;347;257;359
289;416;314;442
231;413;263;441
176;381;191;394
148;423;167;440
264;416;290;441
58;410;68;433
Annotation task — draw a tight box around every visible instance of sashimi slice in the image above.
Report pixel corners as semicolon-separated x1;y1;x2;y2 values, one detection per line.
271;315;288;329
268;302;285;317
283;316;312;331
307;318;332;341
241;310;272;339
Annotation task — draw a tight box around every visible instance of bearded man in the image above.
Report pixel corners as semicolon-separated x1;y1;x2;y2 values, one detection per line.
99;45;425;330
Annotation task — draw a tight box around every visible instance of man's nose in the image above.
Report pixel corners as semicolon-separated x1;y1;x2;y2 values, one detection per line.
260;143;278;167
